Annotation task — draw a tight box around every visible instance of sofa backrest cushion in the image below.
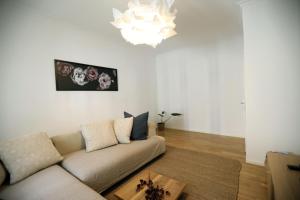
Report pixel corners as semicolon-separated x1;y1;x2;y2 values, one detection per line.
52;131;85;155
0;162;6;186
51;122;157;155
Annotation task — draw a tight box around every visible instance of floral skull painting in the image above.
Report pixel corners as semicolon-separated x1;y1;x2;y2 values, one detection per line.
86;67;99;81
56;61;74;77
71;67;88;86
55;60;118;91
98;72;113;90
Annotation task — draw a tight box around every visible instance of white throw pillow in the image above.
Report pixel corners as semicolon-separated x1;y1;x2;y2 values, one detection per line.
0;133;63;184
81;121;118;152
114;117;133;144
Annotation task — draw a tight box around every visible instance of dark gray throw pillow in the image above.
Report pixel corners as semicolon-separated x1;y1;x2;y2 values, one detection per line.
124;111;149;140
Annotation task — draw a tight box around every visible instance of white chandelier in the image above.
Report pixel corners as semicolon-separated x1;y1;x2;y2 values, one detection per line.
111;0;177;48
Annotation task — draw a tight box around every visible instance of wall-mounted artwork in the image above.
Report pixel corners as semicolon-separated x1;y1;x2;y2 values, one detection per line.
54;59;118;91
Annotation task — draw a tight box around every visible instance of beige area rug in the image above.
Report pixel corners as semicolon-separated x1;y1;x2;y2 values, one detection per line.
103;146;242;200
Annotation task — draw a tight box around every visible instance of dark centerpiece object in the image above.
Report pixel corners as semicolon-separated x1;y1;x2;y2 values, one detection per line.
157;111;182;131
136;175;170;200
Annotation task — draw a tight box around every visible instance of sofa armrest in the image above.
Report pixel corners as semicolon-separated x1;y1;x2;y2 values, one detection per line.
148;122;157;137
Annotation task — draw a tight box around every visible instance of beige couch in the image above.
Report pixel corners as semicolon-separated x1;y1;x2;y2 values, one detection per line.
0;123;166;200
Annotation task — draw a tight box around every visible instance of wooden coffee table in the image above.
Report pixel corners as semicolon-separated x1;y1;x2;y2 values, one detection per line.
114;170;186;200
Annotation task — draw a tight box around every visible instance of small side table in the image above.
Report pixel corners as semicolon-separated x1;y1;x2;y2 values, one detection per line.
265;152;300;200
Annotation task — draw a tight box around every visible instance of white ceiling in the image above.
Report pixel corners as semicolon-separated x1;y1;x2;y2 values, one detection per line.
15;0;243;50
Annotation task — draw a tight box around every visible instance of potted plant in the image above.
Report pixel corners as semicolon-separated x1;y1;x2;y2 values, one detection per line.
157;111;182;131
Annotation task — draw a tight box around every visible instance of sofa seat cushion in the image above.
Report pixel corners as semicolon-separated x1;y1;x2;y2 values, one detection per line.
0;165;105;200
62;136;166;192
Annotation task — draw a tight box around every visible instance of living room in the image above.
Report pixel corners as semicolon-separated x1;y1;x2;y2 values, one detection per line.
0;0;299;200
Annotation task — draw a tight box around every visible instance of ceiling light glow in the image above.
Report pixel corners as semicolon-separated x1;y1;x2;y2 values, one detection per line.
111;0;177;48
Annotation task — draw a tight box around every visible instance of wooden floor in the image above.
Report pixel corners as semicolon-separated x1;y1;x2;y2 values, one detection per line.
158;129;267;200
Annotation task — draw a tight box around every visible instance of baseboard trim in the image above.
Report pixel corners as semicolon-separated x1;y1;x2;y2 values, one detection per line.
246;159;264;166
163;128;245;139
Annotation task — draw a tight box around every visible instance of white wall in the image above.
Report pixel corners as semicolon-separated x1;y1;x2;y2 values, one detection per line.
241;0;300;164
0;1;157;139
156;34;245;137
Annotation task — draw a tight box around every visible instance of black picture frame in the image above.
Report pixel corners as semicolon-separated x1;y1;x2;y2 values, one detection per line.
54;59;118;91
